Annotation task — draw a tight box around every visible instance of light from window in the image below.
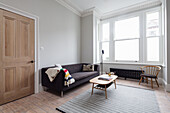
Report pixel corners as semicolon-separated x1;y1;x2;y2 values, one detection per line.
102;42;109;60
115;39;139;61
102;23;110;41
115;17;139;40
147;37;159;61
146;12;159;37
97;9;162;64
146;11;160;62
115;16;140;61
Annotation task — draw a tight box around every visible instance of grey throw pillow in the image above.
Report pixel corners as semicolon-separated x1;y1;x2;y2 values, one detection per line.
83;65;94;72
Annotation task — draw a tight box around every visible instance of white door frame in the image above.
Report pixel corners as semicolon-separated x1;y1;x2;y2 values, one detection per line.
0;2;40;93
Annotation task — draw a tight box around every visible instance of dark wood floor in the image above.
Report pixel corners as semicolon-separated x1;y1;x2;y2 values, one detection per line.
0;78;170;113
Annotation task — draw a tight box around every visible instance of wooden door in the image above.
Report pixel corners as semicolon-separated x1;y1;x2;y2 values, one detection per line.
0;9;35;105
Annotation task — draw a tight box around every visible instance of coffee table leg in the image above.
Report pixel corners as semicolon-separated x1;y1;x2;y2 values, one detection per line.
91;83;94;95
105;85;107;99
114;80;116;89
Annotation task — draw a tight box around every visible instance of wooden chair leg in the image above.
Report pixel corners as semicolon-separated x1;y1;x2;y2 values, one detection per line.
91;83;94;95
105;85;107;99
114;80;116;89
155;78;159;87
146;77;148;84
151;78;153;89
139;77;143;85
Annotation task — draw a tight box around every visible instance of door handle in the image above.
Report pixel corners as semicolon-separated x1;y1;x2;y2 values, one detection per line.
30;60;35;63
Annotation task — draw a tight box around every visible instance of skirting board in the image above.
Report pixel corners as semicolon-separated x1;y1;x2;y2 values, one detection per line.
39;84;44;92
158;78;163;85
166;84;170;92
162;79;170;92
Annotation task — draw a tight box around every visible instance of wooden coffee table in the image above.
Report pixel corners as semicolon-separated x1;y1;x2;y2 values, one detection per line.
89;74;118;99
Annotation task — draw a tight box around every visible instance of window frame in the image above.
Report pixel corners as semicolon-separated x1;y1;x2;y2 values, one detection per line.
144;9;163;64
99;20;110;62
97;7;162;64
114;15;140;62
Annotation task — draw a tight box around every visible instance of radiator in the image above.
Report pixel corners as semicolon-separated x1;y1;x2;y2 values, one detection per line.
110;68;143;80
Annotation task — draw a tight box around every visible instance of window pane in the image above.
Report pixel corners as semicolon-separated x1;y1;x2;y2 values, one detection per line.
147;37;159;61
115;39;139;61
115;17;139;40
146;12;159;37
102;23;110;41
102;42;109;60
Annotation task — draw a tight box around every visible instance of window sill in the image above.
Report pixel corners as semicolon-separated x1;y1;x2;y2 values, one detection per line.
99;62;164;67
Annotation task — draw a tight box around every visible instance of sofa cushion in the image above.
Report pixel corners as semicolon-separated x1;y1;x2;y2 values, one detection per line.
62;64;83;74
71;71;98;81
82;64;94;72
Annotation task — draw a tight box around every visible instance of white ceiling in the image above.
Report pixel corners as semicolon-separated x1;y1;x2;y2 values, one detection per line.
68;0;157;14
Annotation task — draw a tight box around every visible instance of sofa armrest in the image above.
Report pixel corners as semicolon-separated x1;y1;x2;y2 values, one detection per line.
94;64;100;74
41;67;65;92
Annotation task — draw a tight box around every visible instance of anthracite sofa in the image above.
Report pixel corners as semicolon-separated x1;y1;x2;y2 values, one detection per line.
41;63;100;97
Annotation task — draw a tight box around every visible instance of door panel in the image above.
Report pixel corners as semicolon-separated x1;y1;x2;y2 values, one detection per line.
15;65;32;98
2;11;17;61
20;65;30;88
3;67;16;100
20;21;29;57
4;16;16;57
4;68;15;92
0;9;35;105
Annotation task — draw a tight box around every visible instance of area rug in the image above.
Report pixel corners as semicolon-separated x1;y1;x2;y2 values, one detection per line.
56;85;160;113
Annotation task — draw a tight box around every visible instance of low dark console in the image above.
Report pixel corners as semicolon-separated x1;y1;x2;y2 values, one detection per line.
110;68;143;80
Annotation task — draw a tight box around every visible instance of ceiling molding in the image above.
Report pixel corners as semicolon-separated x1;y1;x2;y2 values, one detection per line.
81;7;95;17
81;7;102;18
81;11;93;17
55;0;104;17
55;0;82;16
101;0;162;20
55;0;162;18
63;0;83;12
93;7;102;18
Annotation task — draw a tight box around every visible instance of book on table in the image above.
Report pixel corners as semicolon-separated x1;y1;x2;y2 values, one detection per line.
98;76;112;81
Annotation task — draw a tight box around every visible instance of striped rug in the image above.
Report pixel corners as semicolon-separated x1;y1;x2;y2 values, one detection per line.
56;85;160;113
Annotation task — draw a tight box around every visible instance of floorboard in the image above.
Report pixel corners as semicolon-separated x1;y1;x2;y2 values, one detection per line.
0;78;170;113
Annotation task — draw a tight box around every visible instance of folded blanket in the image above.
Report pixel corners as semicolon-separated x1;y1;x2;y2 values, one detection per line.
45;67;61;82
45;64;75;86
61;68;75;87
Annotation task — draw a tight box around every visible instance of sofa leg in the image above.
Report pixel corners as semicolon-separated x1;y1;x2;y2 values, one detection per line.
43;86;47;91
61;91;63;97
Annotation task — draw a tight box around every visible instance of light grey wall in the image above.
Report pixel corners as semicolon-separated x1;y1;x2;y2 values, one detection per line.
81;14;93;63
0;0;81;68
